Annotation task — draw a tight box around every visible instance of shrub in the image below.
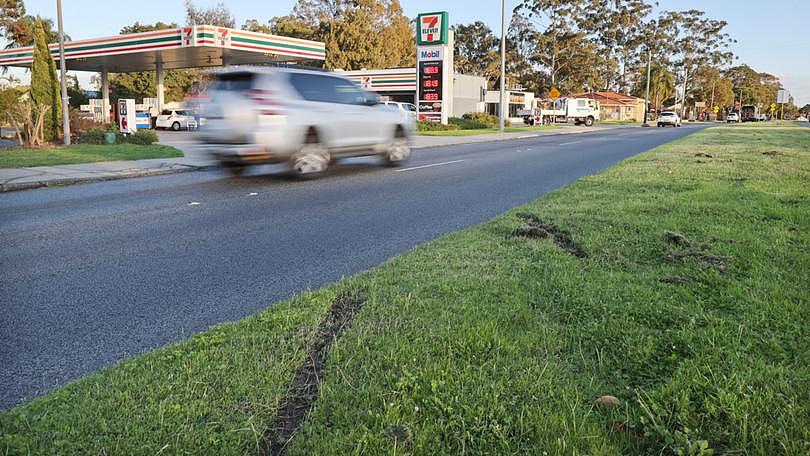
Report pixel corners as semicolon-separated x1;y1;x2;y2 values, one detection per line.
78;126;119;144
123;129;158;145
450;117;490;130
461;112;500;128
417;120;460;131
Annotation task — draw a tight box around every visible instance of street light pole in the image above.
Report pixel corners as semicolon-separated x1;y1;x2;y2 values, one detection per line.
56;0;70;145
642;47;651;127
498;0;506;132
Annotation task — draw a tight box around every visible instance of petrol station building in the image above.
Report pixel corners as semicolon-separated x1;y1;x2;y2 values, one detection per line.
0;25;326;123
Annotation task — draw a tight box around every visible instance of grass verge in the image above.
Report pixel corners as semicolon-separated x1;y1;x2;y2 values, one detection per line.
0;143;183;168
2;124;808;455
416;125;562;136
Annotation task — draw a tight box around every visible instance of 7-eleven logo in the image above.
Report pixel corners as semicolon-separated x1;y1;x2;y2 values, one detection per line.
420;15;441;43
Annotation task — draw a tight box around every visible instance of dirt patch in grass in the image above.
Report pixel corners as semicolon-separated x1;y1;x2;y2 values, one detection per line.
261;294;366;455
659;275;691;285
694;153;713;158
513;213;587;258
762;150;782;156
662;250;732;272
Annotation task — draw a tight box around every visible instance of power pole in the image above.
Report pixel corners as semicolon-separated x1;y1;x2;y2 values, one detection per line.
680;65;688;120
56;0;70;145
498;0;506;132
642;48;651;127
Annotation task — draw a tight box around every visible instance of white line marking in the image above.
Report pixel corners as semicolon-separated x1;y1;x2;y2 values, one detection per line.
248;192;258;196
559;140;584;146
394;159;465;173
188;202;200;206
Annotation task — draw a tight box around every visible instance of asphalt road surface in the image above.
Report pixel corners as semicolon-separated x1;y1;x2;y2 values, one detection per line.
0;124;707;410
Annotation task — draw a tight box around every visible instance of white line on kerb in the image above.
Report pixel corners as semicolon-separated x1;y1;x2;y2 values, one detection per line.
394;160;465;173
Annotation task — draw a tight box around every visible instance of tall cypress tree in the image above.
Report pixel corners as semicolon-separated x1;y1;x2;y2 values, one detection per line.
30;20;61;141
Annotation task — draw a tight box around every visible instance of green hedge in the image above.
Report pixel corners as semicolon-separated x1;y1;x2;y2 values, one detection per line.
417;120;460;131
78;127;158;146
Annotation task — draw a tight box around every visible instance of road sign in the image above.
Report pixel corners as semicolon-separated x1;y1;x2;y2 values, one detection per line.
695;101;706;108
770;103;777;113
548;87;561;101
713;105;719;114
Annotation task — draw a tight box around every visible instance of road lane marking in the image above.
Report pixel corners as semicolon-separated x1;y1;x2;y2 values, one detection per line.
559;140;584;146
394;160;465;173
248;192;258;196
188;202;201;206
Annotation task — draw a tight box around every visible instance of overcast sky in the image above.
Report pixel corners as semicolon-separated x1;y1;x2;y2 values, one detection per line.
9;0;810;106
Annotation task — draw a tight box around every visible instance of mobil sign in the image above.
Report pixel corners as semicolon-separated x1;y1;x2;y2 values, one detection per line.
417;12;449;45
418;48;442;61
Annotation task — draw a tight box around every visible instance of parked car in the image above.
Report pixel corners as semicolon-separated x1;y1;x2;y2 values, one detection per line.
657;111;681;127
726;112;740;123
156;109;198;131
199;67;415;177
797;115;808;122
755;114;768;122
382;101;417;120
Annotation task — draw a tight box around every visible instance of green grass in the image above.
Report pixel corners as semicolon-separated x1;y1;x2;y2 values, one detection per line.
0;143;183;168
2;124;808;455
417;125;562;136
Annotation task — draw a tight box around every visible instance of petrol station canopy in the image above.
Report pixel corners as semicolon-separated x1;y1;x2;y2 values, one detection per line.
0;25;326;72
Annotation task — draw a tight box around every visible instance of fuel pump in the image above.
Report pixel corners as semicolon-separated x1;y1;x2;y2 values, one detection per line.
117;99;136;134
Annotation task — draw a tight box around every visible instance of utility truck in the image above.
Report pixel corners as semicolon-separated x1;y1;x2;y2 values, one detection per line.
520;97;600;127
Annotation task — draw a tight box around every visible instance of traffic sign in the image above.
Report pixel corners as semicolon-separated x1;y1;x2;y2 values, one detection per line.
713;105;719;114
548;87;561;101
770;103;777;113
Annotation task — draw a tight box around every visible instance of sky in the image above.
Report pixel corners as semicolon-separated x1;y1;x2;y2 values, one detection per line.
9;0;810;106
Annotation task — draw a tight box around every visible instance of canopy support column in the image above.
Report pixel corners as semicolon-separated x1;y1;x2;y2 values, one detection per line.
101;69;110;124
156;61;164;114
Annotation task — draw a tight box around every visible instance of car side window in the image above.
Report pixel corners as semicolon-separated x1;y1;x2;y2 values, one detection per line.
290;73;369;105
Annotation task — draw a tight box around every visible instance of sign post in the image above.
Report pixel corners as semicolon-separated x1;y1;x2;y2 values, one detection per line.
416;12;452;124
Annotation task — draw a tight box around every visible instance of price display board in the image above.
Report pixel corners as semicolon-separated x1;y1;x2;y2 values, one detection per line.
419;61;443;102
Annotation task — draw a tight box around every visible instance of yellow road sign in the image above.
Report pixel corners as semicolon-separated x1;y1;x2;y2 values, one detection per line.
548;87;561;100
713;105;720;113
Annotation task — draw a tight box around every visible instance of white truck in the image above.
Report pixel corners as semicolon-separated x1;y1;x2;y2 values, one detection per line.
521;97;600;127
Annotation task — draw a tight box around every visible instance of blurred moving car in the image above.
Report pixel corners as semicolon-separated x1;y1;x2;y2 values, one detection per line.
657;111;681;127
199;67;415;177
796;115;808;122
382;101;417;120
156;110;198;131
726;112;740;123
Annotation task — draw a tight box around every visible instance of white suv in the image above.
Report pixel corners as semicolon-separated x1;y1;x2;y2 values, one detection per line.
657;111;681;127
382;101;417;120
199;67;415;176
156;109;198;131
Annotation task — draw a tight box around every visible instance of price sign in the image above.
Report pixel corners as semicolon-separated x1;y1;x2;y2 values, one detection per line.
419;61;443;103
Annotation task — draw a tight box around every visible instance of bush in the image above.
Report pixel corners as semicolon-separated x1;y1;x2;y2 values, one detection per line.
417;120;460;131
449;117;491;130
77;126;120;144
461;112;500;128
123;129;158;145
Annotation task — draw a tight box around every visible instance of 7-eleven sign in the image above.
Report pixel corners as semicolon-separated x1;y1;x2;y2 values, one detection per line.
417;12;448;45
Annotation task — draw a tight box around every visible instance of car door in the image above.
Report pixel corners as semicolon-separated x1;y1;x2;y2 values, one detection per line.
287;73;369;149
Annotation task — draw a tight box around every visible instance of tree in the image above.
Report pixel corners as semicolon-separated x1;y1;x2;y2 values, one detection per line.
29;20;60;141
584;0;652;93
725;64;781;107
452;21;499;83
689;65;734;111
184;0;235;28
66;74;88;108
799;104;810;116
0;0;61;48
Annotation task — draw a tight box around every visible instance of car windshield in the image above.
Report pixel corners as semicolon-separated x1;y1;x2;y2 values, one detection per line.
661;112;675;116
161;110;172;116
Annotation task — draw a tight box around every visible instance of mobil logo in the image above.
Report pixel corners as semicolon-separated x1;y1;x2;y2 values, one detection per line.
419;49;441;60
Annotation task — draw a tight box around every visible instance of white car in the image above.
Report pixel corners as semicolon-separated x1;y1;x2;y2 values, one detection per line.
797;115;808;122
199;67;415;177
726;112;740;123
657;111;681;127
382;101;417;120
156;109;198;131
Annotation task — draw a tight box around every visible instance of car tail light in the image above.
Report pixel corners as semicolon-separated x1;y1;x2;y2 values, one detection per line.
247;89;285;116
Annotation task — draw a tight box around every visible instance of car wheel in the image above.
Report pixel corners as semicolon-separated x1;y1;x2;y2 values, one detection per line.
585;116;594;127
171;122;181;131
383;128;410;166
290;132;329;178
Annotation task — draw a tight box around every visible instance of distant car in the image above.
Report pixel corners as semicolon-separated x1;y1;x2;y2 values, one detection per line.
657;111;681;127
797;115;808;122
726;112;740;123
382;101;417;120
156;109;198;131
755;114;768;122
199;67;415;177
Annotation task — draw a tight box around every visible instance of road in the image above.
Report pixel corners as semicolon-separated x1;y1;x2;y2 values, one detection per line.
0;124;706;410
